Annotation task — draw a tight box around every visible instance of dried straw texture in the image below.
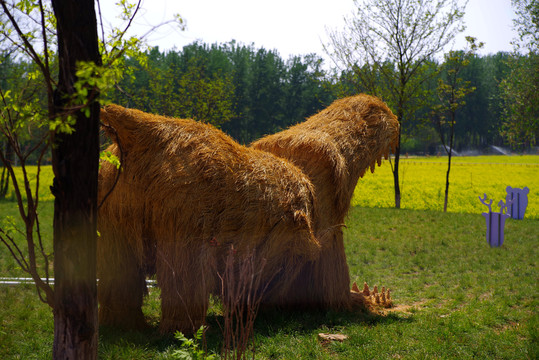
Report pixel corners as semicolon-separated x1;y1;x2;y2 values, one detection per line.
97;105;321;333
251;94;399;310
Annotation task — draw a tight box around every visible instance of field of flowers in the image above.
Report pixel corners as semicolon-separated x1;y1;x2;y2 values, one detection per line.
4;165;55;202
4;156;538;219
352;155;539;219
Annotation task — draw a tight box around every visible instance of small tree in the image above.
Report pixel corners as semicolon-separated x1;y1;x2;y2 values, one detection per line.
1;0;102;356
0;1;183;357
325;0;468;208
49;0;103;357
431;36;483;212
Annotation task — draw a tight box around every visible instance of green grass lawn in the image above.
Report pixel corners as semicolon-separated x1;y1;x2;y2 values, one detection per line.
0;156;537;359
1;203;537;359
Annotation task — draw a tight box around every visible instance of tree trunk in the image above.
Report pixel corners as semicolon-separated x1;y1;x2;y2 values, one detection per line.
0;141;14;198
444;113;456;213
50;1;101;359
444;154;451;212
393;142;401;209
393;106;403;209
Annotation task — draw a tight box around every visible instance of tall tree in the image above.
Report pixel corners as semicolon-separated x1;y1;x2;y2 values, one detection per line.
0;1;180;357
283;54;335;128
222;42;255;143
500;0;539;150
482;52;512;147
249;48;286;138
431;37;482;212
0;0;101;357
325;0;467;208
50;0;101;357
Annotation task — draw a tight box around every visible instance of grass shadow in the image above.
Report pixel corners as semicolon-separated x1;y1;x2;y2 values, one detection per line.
199;303;416;346
98;314;223;356
251;305;414;337
98;324;176;352
98;302;414;357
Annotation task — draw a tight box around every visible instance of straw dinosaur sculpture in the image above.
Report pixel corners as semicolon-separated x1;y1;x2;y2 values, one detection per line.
98;105;321;333
97;94;399;333
251;94;399;310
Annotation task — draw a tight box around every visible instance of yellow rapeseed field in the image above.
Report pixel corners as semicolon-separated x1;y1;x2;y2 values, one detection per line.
353;155;539;219
6;165;55;202
6;156;539;219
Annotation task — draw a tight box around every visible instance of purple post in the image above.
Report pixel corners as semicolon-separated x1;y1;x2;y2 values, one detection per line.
481;211;510;247
506;186;530;220
479;194;512;248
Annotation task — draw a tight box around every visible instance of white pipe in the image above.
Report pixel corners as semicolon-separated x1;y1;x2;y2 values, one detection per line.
0;277;157;286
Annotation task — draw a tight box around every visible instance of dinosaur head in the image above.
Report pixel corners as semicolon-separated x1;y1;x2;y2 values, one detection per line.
288;93;399;178
250;94;399;221
336;94;399;177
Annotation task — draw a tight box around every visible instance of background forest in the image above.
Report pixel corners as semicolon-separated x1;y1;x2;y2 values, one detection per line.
1;40;537;160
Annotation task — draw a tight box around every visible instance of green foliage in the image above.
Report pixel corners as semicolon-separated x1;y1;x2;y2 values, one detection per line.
499;0;539;149
156;51;235;127
0;84;48;141
0;54;50;167
1;2;537;156
499;53;539;150
172;327;217;360
0;1;57;64
510;0;539;52
1;214;16;235
100;151;121;170
2;38;534;155
107;42;335;143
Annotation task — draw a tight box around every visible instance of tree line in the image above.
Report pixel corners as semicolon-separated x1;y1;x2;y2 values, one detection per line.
1;40;536;156
106;41;335;144
110;41;535;152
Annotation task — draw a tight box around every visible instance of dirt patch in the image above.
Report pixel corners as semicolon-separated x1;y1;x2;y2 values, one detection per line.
381;300;428;315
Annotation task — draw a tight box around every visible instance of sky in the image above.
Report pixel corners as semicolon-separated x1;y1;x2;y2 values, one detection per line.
101;0;518;62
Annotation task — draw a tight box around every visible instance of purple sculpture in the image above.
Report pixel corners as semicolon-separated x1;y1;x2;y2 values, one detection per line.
479;194;512;247
506;186;530;220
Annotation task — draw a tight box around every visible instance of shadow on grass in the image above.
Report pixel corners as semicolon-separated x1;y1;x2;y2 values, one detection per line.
252;306;413;337
99;324;177;354
98;305;413;356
